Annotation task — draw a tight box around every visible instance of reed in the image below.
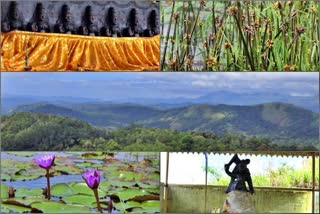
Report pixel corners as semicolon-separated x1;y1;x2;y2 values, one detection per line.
161;0;320;71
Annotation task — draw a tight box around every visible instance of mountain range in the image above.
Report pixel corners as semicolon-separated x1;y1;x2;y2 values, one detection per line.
2;90;318;113
12;102;318;143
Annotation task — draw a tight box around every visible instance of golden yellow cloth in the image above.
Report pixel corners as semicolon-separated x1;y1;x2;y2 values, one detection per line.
1;31;160;71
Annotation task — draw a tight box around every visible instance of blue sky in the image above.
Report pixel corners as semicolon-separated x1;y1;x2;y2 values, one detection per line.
1;72;319;100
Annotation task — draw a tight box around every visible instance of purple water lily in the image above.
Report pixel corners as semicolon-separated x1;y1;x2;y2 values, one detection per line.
83;169;102;212
34;155;55;169
82;168;101;189
34;154;55;200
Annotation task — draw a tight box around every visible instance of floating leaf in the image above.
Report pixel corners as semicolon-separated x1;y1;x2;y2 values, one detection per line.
70;182;105;197
127;194;160;203
15;187;43;198
1;183;9;199
6;152;36;157
8;197;47;206
62;194;96;207
1;203;32;212
116;188;150;201
113;201;141;213
31;201;92;213
130;200;160;213
112;170;143;182
51;183;73;196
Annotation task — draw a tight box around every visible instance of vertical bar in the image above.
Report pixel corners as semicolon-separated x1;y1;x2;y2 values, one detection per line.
312;153;315;214
163;152;170;213
204;152;208;213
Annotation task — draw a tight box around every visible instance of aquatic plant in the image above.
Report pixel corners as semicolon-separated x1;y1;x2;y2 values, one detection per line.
161;0;320;71
34;154;55;199
82;168;102;213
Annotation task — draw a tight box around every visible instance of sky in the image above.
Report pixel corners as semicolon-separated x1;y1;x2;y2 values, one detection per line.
1;72;319;100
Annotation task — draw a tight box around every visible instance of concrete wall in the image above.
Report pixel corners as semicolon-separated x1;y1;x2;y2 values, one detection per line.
161;184;315;213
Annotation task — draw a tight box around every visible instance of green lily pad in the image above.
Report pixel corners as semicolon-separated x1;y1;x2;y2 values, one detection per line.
1;159;43;181
70;182;105;197
102;180;136;189
81;152;112;160
6;152;36;157
113;201;141;213
116;188;150;201
129;200;160;213
51;183;73;196
1;203;32;212
140;200;160;213
31;201;92;213
62;194;97;207
111;170;143;182
8;197;47;206
15;187;43;198
1;183;9;199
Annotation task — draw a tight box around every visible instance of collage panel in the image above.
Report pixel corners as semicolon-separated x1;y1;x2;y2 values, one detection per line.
0;1;160;71
160;152;320;213
1;72;319;152
1;151;160;213
160;0;320;71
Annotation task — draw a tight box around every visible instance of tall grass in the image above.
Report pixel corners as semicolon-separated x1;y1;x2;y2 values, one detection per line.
161;1;320;71
211;158;319;189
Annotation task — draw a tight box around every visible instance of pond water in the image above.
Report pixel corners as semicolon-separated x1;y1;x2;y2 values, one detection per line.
2;152;158;189
1;152;160;214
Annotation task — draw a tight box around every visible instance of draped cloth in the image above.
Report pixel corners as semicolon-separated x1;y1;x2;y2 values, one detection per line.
1;31;160;71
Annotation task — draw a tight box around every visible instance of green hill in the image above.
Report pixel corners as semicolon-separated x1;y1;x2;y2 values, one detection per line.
11;102;319;146
1;112;318;151
1;112;105;150
142;103;318;140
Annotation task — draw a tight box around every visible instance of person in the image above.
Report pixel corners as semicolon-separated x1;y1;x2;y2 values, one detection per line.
224;154;254;194
1;1;25;32
54;4;76;34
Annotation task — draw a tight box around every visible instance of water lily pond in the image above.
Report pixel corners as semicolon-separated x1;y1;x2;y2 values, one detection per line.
1;152;160;213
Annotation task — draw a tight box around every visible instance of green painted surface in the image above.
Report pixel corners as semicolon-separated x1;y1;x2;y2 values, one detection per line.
161;185;315;213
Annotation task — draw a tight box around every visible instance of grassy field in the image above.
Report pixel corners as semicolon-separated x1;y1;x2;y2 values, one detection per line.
161;1;320;71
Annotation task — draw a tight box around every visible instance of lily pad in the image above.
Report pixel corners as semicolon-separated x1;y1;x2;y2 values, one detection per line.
62;194;97;207
70;182;105;197
1;203;32;212
7;197;47;206
116;188;150;201
15;187;43;198
1;159;43;181
31;201;92;213
129;200;160;213
6;152;36;157
112;170;143;182
113;201;141;213
1;183;9;199
51;183;73;196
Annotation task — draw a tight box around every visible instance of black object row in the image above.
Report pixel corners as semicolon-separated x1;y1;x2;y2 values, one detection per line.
1;1;159;37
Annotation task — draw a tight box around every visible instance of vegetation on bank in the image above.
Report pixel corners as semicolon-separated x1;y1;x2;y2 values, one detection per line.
1;112;318;151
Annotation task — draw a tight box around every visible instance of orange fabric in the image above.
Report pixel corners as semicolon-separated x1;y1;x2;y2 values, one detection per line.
1;31;160;71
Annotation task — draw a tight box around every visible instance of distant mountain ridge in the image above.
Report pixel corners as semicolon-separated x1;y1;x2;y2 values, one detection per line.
2;90;318;113
12;102;318;142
